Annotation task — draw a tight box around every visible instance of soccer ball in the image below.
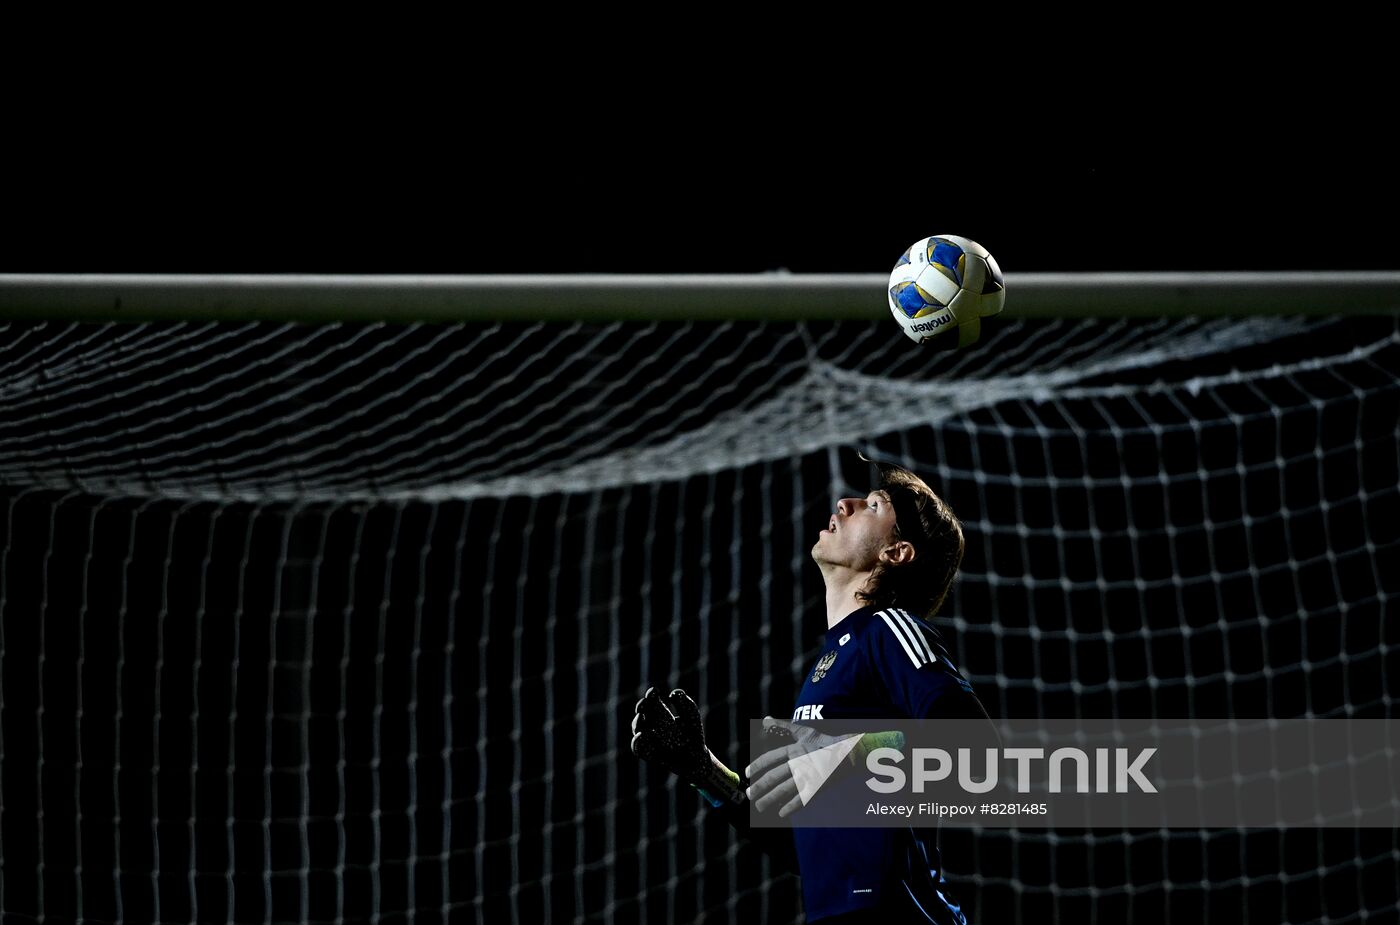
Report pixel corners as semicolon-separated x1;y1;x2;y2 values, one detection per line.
887;235;1005;346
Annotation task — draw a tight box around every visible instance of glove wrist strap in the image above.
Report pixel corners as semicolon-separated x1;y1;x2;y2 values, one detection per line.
692;750;745;808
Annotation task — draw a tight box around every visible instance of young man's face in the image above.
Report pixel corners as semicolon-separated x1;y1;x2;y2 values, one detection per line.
811;490;902;573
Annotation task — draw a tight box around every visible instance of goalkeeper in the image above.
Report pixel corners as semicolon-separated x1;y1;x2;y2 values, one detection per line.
631;459;993;924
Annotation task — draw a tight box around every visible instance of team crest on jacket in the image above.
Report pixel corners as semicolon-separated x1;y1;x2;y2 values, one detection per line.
811;651;837;683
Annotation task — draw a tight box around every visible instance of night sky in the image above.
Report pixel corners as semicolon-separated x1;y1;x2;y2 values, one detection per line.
7;94;1396;274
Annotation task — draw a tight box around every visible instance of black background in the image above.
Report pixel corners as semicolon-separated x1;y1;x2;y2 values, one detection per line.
7;76;1397;274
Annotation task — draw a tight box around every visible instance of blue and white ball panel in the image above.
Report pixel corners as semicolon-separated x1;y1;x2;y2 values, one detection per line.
887;262;921;293
934;234;980;257
913;263;961;308
925;238;966;287
889;280;947;318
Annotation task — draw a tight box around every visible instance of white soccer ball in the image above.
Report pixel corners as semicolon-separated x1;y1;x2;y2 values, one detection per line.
887;235;1005;346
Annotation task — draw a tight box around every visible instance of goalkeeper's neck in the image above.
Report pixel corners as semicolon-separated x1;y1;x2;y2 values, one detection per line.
820;565;874;631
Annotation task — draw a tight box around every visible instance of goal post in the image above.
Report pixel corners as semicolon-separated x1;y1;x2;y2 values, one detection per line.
0;276;1395;924
3;271;1400;320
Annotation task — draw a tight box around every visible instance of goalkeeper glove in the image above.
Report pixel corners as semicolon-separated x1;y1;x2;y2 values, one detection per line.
630;687;745;808
745;717;905;818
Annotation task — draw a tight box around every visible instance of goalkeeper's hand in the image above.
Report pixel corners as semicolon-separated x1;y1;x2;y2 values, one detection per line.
630;687;745;808
745;717;904;818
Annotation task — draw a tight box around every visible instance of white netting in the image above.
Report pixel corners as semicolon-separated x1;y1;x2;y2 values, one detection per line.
0;316;1330;500
0;315;1395;924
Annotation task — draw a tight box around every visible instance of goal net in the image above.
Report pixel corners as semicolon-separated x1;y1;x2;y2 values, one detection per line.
0;312;1395;923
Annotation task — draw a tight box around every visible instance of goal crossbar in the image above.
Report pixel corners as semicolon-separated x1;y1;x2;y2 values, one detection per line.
2;272;1399;321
